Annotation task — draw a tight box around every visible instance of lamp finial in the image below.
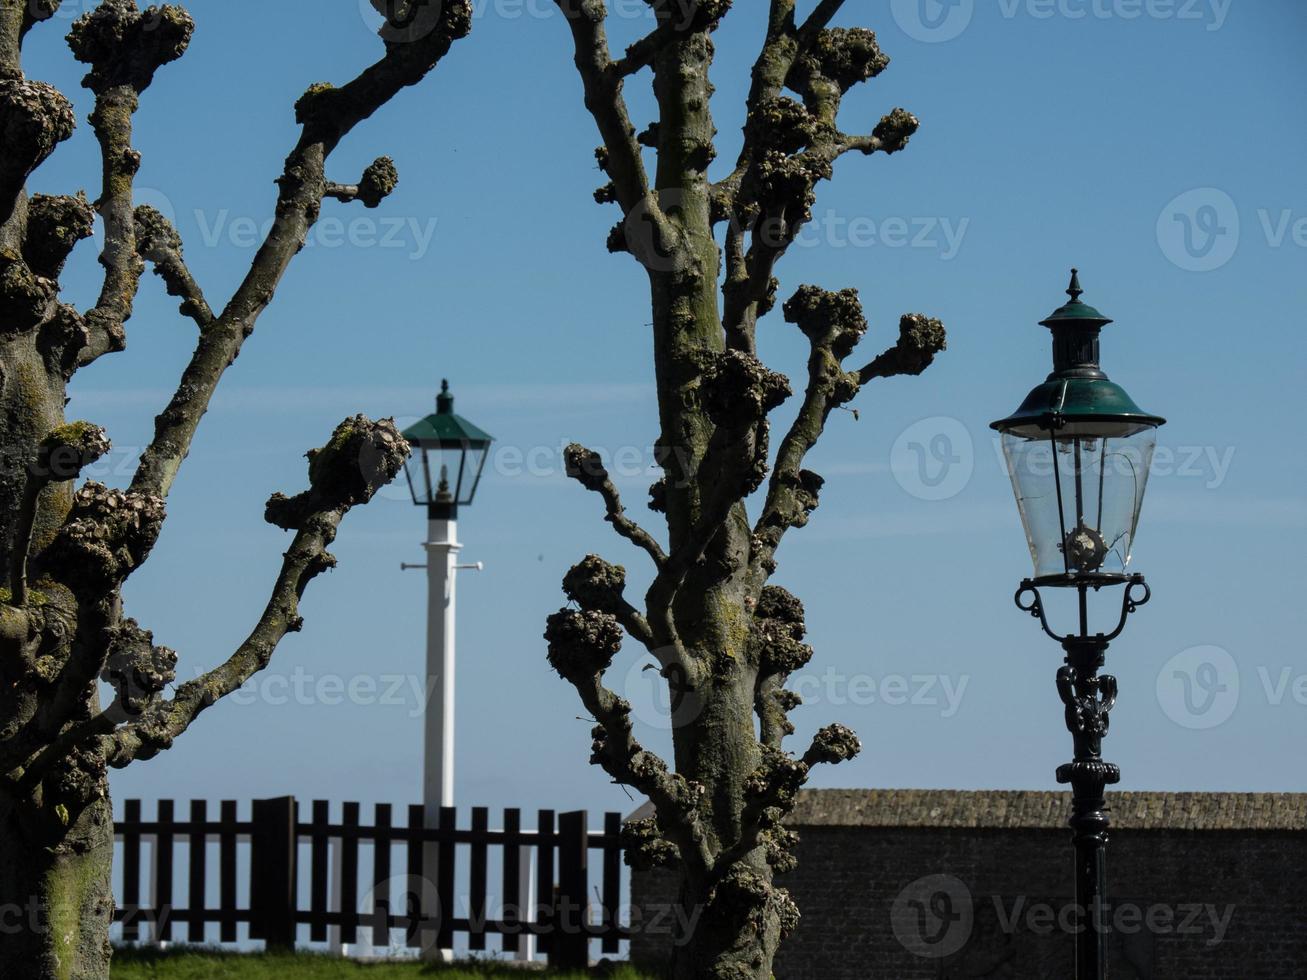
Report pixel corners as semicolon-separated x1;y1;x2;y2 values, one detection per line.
1067;268;1083;303
436;379;454;414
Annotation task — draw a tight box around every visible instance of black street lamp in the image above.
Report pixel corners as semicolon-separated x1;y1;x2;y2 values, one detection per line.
992;270;1165;980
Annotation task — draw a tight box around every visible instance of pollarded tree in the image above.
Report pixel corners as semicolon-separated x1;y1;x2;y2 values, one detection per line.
0;2;471;976
544;3;947;976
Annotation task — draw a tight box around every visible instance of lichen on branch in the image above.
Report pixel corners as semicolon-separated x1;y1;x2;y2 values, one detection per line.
0;78;75;225
133;204;212;327
325;156;400;209
265;415;409;531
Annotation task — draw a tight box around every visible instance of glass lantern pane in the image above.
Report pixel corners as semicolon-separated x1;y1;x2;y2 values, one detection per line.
1002;427;1156;578
403;453;431;504
432;445;462;503
404;444;454;505
457;445;489;505
403;440;490;507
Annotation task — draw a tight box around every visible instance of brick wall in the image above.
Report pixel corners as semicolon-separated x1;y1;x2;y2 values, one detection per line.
628;790;1306;980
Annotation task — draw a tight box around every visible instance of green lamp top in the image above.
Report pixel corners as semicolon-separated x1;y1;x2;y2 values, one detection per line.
402;379;494;448
992;270;1165;437
1038;268;1113;329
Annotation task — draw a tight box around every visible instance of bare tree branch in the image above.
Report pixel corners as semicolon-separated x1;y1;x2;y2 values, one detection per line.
69;2;195;367
99;417;408;767
545;607;714;871
6;423;109;607
0;78;74;227
611;21;681;78
553;0;654;215
323;155;399;208
23;192;95;279
855;312;949;383
133;205;213;329
797;0;846;43
753;290;944;572
611;0;732;77
716;723;859;877
33;482;166;736
130;5;471;501
718;27;917;353
562;554;656;648
563;444;668;569
18;1;65;43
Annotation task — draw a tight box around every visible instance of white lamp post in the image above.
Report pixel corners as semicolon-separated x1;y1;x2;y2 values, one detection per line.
400;380;492;953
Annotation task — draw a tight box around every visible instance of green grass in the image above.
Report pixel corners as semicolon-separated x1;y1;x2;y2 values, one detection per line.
111;948;652;980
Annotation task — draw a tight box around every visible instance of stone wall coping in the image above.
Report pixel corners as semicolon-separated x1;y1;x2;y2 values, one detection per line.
629;789;1307;831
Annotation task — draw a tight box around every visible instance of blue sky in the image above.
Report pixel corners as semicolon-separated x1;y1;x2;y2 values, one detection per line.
21;0;1306;820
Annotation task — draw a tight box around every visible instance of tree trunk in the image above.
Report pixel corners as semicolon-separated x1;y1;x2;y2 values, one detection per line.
0;323;73;581
670;866;783;980
666;582;787;980
670;686;784;980
1;231;112;980
0;792;115;980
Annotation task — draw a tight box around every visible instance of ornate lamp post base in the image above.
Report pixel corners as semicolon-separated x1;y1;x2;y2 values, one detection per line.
1058;636;1119;980
1016;575;1151;980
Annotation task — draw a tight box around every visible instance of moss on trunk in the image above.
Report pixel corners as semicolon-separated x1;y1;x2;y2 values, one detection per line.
0;793;115;980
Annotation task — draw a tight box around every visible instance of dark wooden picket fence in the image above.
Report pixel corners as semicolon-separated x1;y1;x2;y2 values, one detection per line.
113;798;628;967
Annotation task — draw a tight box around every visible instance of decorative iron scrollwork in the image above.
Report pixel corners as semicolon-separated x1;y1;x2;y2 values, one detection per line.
1015;581;1061;642
1014;573;1151;645
1057;664;1117;739
1104;575;1151;641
